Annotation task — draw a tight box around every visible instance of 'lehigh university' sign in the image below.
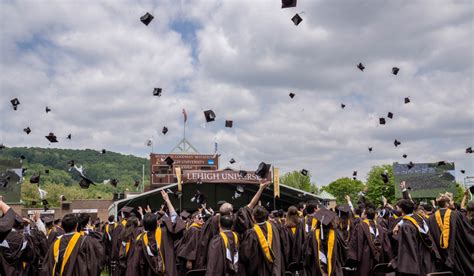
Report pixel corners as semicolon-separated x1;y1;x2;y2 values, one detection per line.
182;170;271;185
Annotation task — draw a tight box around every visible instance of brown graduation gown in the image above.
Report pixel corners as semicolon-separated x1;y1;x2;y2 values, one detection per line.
240;221;283;276
40;232;100;276
195;214;220;269
427;209;474;275
0;229;35;276
205;231;240;276
28;225;49;276
176;225;201;275
0;208;16;243
280;221;305;271
47;226;65;248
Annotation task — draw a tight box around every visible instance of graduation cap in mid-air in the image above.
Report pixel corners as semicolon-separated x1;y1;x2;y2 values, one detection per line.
460;170;466;174
164;156;174;166
162;126;168;135
392;67;400;75
289;93;295;99
67;134;72;140
60;195;67;201
232;185;245;199
352;171;357;179
31;200;37;206
379;118;386;125
402;154;408;159
407;161;415;170
394;139;401;147
281;0;297;8
381;170;389;183
357;63;365;71
291;14;303;26
24;127;31;135
387;112;393;119
368;147;373;152
42;199;50;211
341;103;346;109
470;186;474;194
300;169;308;176
45;169;49;174
134;180;140;187
466;147;472;154
30;174;40;184
11;98;20;110
140;12;154;26
404;97;410;104
110;179;119;187
67;160;75;167
20;155;25;160
229;158;236;164
239;170;248;178
101;149;106;154
255;162;271;178
45;133;58;143
79;175;95;189
191;190;206;204
45;106;52;113
437;161;446;166
225;120;233;128
204;110;216;122
0;144;5;150
336;204;351;217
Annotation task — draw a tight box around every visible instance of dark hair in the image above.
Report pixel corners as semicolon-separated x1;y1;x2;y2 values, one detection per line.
62;214;78;233
398;199;414;215
365;207;376;220
219;215;234;230
285;206;300;227
253;206;269;223
305;200;319;215
77;213;90;230
143;213;158;231
108;215;115;223
437;197;449;208
467;201;474;220
121;216;139;242
297;202;305;211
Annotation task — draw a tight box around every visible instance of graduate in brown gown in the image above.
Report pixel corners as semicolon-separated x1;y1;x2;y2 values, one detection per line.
47;218;65;248
390;199;439;275
126;190;185;276
302;200;319;235
347;206;392;276
26;216;49;276
77;213;105;274
280;206;305;273
102;215;117;275
303;208;347;276
205;214;240;276
0;199;16;243
113;216;139;276
41;213;101;276
240;205;283;276
0;216;35;276
176;211;204;275
110;207;133;275
427;194;474;275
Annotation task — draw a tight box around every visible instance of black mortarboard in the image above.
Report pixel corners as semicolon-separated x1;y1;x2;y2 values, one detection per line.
402;154;407;158
162;126;168;135
140;12;154;26
281;0;297;8
301;169;308;176
134;180;140;187
381;172;389;183
20;155;25;160
392;67;400;75
68;160;75;167
24;127;31;134
314;208;336;226
239;170;247;178
229;158;236;164
110;179;119;187
437;161;446;166
22;168;27;174
407;161;414;169
31;201;36;206
180;210;191;219
164;156;174;166
387;112;393;119
404;97;410;104
379;118;386;125
100;149;106;154
291;14;303;26
353;171;357;177
11;98;20;110
289;93;295;99
67;134;72;140
42;217;53;225
204;110;216;122
460;170;465;174
30;174;40;184
466;147;472;154
153;87;162;96
394;139;401;147
470;186;474;194
60;195;66;201
191;190;206;204
368;147;373;152
42;199;49;211
0;174;10;188
79;175;95;189
45;169;49;174
120;206;134;215
255;162;271;178
336;204;351;215
0;144;5;150
45;133;58;143
45;107;52;113
225;120;233;128
341;103;346;109
357;63;365;71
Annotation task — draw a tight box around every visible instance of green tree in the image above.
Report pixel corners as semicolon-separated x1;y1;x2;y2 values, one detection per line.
366;165;395;205
323;177;364;204
453;182;465;204
280;171;317;193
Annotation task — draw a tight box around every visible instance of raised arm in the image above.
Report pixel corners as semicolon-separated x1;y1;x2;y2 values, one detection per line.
247;180;271;209
460;189;469;209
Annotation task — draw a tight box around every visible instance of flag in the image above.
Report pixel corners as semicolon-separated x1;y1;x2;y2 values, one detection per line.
273;167;280;198
175;167;182;192
182;108;187;123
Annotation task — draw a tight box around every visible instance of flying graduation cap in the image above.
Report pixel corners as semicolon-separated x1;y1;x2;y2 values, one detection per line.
30;174;40;184
67;160;75;167
341;103;346;109
379;118;386;125
394;139;401;147
204;110;216;122
134;180;140;187
255;162;271;178
45;107;52;113
381;170;389;183
229;158;236;164
300;169;308;176
392;67;400;75
289;92;295;99
357;63;365;71
407;161;415;169
45;133;58;143
191;190;206;204
239;170;248;178
291;14;303;26
402;154;408;158
460;170;465;174
153;88;162;96
162;126;168;135
232;185;245;199
67;134;72;140
79;175;95;189
10;98;20;110
387;112;393;119
101;149;106;154
368;147;373;152
225;120;233;128
110;179;119;187
437;161;446;167
281;0;297;8
140;12;154;26
24;127;31;135
42;199;50;211
164;156;174;166
466;147;473;154
404;97;410;104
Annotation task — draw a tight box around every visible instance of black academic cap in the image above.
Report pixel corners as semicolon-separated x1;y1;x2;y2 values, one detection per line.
402;154;408;158
42;216;53;224
45;133;58;143
110;179;119;187
22;168;27;174
134;180;140;187
162;126;168;135
68;160;75;167
281;0;297;8
379;118;386;125
42;199;49;211
180;210;191;219
357;63;365;71
204;110;216;122
291;14;303;26
11;98;20;110
225;120;233;128
466;147;472;154
140;12;154;26
45;106;51;113
470;186;474;194
229;158;236;164
0;144;5;150
341;103;346;109
120;206;134;215
153;87;162;96
31;201;36;206
289;92;295;99
407;161;414;169
404;97;410;104
387;112;393;119
101;149;106;154
392;67;400;75
314;208;336;226
353;171;357;176
30;174;40;184
191;191;206;204
45;169;49;174
460;170;465;174
394;139;401;147
236;185;244;193
67;134;72;140
300;169;308;176
24;127;31;135
239;170;247;178
381;170;389;183
20;155;26;160
60;195;66;201
79;175;95;189
437;161;446;166
368;147;373;152
255;162;271;178
164;156;174;166
336;204;351;215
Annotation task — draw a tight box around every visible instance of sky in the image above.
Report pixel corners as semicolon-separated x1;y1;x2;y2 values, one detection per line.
0;0;473;186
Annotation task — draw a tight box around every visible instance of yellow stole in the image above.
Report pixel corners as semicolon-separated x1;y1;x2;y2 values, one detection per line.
253;222;274;263
105;222;117;235
305;216;318;232
189;223;202;229
315;228;335;276
435;209;451;249
143;228;165;273
290;226;296;235
121;220;127;227
220;231;239;248
52;233;81;276
403;216;421;230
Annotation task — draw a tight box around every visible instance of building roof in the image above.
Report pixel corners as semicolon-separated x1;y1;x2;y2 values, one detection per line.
317;190;336;200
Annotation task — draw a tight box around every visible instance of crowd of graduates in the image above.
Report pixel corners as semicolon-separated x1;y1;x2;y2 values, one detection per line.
1;180;473;276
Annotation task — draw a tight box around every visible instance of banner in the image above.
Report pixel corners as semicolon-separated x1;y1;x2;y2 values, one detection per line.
273;167;280;198
181;170;272;185
175;167;182;192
